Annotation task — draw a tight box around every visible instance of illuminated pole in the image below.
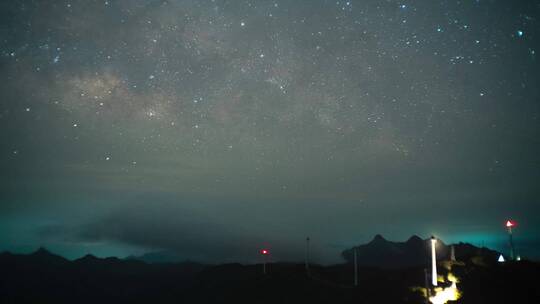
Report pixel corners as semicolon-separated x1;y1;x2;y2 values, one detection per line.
431;236;437;286
261;249;269;274
506;220;515;260
354;248;358;287
305;237;310;274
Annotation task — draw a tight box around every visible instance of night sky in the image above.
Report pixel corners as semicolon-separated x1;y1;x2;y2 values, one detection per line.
1;0;539;264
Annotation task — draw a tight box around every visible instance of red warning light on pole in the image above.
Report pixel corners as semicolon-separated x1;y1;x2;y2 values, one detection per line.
505;220;517;260
261;249;269;274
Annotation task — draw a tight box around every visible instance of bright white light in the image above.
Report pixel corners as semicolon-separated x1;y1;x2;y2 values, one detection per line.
429;281;460;304
498;254;505;262
431;236;437;286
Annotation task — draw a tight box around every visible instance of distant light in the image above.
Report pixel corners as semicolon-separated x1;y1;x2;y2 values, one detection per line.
517;30;524;37
498;254;505;262
261;249;269;255
506;220;516;228
516;255;521;261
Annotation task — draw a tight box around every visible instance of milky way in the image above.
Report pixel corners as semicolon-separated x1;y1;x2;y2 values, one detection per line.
1;0;539;263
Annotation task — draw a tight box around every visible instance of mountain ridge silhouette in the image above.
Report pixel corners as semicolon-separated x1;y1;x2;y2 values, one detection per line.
342;235;500;268
0;236;537;303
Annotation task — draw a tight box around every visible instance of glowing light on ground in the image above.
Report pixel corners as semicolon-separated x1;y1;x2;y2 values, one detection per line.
429;274;461;304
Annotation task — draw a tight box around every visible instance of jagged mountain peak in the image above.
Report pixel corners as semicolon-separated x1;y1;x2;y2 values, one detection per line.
406;235;423;244
32;247;53;256
342;235;500;268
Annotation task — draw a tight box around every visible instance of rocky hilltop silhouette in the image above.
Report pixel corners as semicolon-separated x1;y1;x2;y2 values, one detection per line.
0;237;538;303
342;235;500;268
125;250;196;264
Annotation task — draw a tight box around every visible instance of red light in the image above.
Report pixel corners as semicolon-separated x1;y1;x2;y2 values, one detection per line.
506;220;516;228
261;249;269;255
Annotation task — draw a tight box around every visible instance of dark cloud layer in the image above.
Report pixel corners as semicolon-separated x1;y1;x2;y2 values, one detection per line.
1;0;539;262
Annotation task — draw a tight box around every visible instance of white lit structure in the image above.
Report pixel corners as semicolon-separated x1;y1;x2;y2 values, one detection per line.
431;236;437;286
505;220;516;260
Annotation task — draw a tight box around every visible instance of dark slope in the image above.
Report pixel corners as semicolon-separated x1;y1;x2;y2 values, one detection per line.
0;248;425;304
0;240;537;304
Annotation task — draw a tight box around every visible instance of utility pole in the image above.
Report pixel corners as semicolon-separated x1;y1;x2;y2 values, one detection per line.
450;245;456;262
506;220;516;260
261;249;269;274
305;237;310;275
354;248;358;287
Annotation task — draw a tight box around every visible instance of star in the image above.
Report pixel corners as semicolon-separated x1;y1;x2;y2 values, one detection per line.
1;0;539;266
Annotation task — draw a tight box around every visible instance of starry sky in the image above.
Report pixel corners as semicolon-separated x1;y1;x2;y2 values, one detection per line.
1;0;539;263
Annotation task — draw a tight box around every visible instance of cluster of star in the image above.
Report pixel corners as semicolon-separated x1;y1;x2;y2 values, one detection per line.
1;0;537;187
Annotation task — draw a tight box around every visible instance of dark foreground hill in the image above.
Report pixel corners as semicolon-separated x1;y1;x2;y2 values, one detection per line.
1;244;539;303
